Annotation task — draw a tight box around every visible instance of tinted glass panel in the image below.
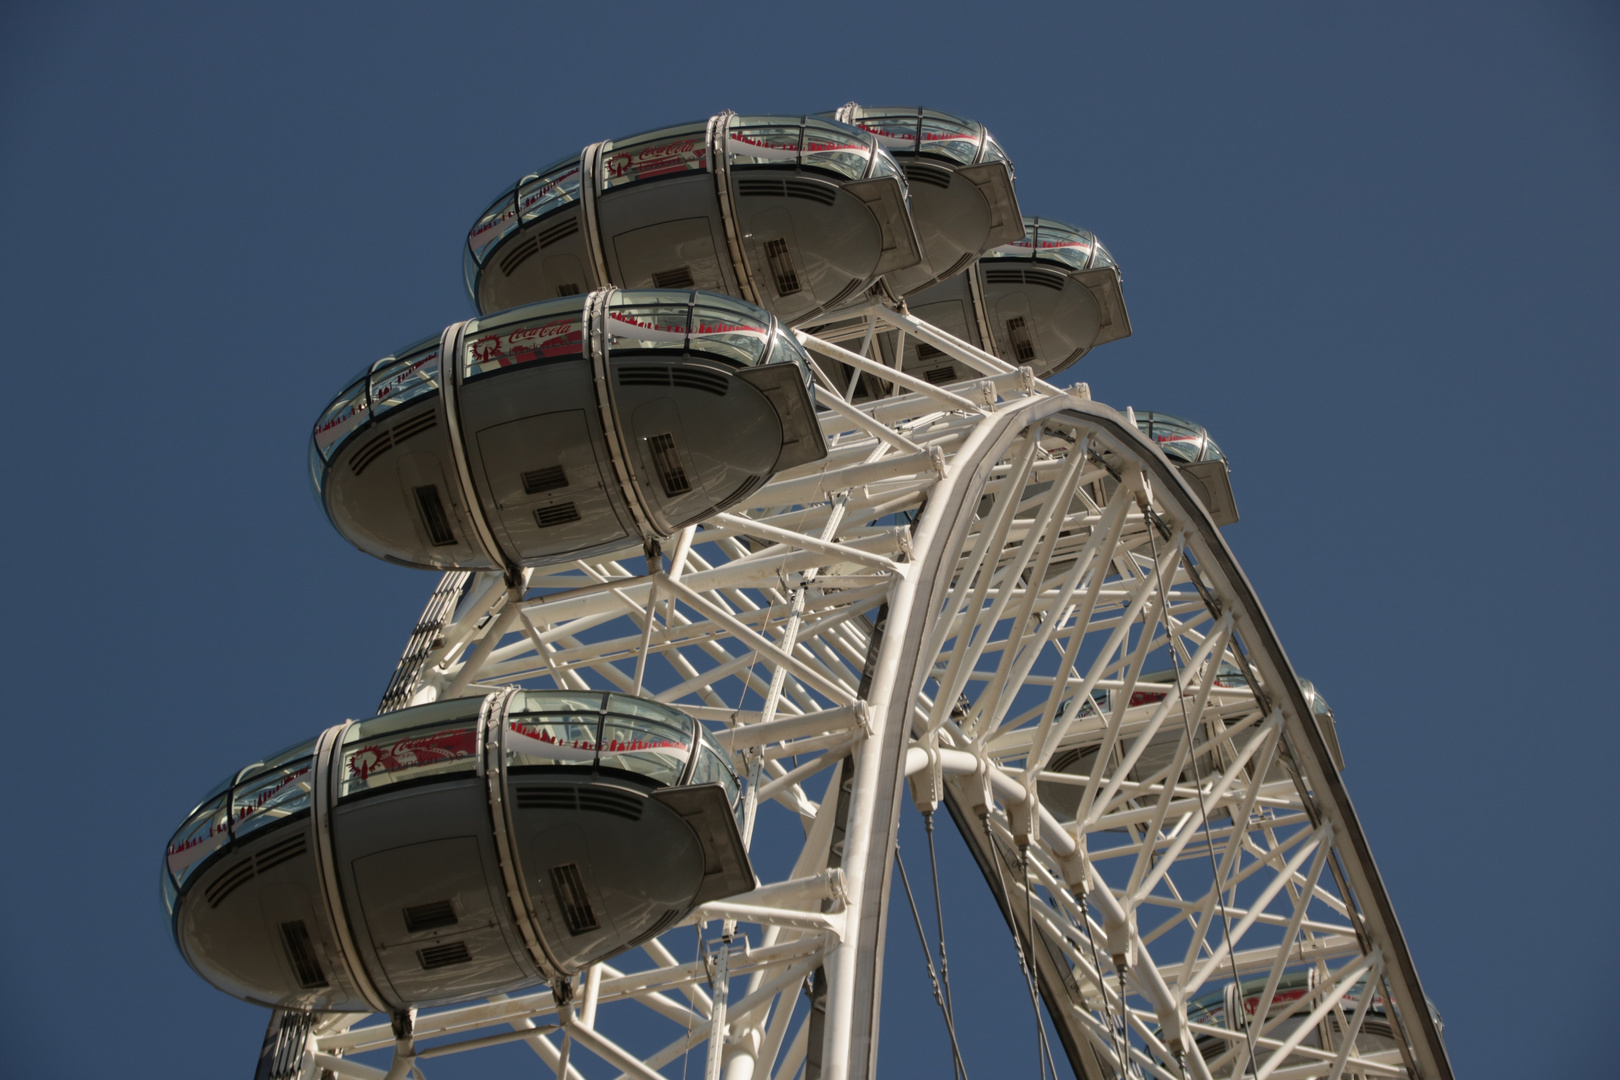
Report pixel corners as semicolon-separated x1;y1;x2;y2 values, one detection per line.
464;299;587;378
167;794;230;884
607;296;690;352
506;712;602;768
690;296;771;367
917;113;982;165
313;377;370;461
603;694;695;732
231;752;314;840
601;123;709;189
728;120;801;167
519;157;584;222
469;191;520;265
513;690;609;715
853;113;919;154
370;342;440;417
1031;220;1097;271
597;714;691;786
801;119;871;180
339;716;480;798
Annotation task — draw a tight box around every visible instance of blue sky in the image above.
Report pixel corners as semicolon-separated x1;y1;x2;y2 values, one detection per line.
2;3;1615;1076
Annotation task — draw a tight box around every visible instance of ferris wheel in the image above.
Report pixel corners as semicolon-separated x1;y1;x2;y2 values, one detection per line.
162;106;1454;1080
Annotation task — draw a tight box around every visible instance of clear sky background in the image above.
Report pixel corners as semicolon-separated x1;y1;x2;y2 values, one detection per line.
2;3;1615;1077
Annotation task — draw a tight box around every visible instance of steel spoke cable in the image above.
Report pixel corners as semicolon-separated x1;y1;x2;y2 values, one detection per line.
923;811;961;1035
979;811;1055;1080
1019;843;1061;1080
1142;502;1260;1078
894;846;969;1080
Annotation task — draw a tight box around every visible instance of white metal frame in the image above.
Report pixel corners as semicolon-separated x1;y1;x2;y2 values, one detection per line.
298;309;1451;1080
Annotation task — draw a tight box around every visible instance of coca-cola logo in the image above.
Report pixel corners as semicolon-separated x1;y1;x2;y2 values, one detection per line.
346;727;478;782
470;334;502;363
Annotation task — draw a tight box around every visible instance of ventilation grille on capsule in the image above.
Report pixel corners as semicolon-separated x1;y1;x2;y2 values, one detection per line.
628;908;685;949
617;364;730;397
403;899;459;933
522;465;568;494
550;864;600;935
204;833;309;908
537;216;580;249
1005;316;1037;363
513;784;645;821
534;502;582;528
823;278;864;312
280;920;329;988
984;266;1067;291
500;236;539;277
351;412;438;476
763;238;801;296
418;941;472;969
902;161;953;189
515;784;583;810
916;341;944;362
925;366;958;385
652;266;696;289
556;283;581;297
414;485;458;546
254;833;308;875
577;787;645;821
647;433;691;497
736;177;839;206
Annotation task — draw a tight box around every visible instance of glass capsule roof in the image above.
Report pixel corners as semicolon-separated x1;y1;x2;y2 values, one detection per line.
1131;411;1226;464
983;216;1117;273
309;289;812;486
828;105;1009;170
466;114;904;275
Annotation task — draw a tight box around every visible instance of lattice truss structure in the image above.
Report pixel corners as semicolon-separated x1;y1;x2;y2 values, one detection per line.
299;305;1449;1080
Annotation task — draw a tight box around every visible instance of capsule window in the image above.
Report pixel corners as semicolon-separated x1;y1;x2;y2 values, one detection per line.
522;466;568;495
413;485;457;547
763;238;801;296
1005;316;1037;363
647;433;691;497
279;921;328;989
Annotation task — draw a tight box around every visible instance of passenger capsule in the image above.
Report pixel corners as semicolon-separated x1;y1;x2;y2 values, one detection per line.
311;289;827;572
162;691;752;1012
806;215;1132;396
1132;410;1238;526
827;104;1024;296
466;115;922;326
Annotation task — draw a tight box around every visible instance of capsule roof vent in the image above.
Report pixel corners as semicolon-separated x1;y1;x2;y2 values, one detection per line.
535;502;582;528
648;433;691;498
280;920;329;989
764;238;801;296
924;365;957;385
254;833;307;875
414;485;458;546
205;856;256;908
1005;316;1037;363
403;899;458;933
577;786;645;821
500;236;539;276
536;216;580;249
418;941;472;969
522;465;568;495
550;863;600;936
902;161;953;189
652;266;696;289
736;177;839;206
984;266;1067;291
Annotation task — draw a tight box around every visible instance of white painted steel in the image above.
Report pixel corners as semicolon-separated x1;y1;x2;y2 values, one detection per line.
308;314;1450;1080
